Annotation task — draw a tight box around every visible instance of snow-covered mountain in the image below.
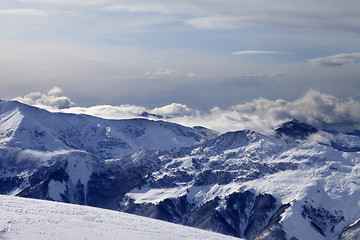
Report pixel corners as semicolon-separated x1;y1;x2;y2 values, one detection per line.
0;100;217;158
0;194;241;240
1;100;360;240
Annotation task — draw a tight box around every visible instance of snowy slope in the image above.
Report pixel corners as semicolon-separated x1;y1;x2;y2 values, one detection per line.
0;194;242;240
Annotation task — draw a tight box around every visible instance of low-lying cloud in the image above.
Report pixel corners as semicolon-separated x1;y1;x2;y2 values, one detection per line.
13;87;74;109
150;103;193;116
14;88;360;134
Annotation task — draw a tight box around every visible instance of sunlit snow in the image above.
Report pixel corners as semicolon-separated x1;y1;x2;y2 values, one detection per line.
0;195;242;240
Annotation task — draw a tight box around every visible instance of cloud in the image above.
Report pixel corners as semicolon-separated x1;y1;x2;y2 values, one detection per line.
186;72;197;78
0;8;50;16
19;0;96;5
186;16;244;29
287;90;360;129
18;149;69;162
239;72;283;78
81;56;112;63
61;103;193;120
183;1;360;32
47;86;62;96
15;149;69;171
179;90;360;134
19;0;360;32
14;88;360;134
150;103;193;116
308;52;360;67
61;104;147;119
104;3;175;14
13;87;74;109
145;69;197;80
145;67;179;79
214;89;360;132
231;51;282;55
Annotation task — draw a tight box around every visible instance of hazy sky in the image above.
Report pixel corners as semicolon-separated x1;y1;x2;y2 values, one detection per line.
1;0;360;110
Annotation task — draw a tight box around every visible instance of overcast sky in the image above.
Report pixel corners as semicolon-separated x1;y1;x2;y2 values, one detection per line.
1;0;360;129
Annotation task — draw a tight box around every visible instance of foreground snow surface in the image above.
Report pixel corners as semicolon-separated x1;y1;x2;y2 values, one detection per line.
0;195;241;240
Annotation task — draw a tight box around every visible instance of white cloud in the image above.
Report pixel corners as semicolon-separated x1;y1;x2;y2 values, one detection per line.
231;51;282;55
168;90;360;134
61;105;147;119
81;56;112;63
186;16;244;29
47;86;62;96
308;132;333;145
186;72;197;78
19;0;100;5
18;149;69;162
308;52;360;67
184;1;360;32
0;8;50;16
287;90;360;129
13;87;74;109
145;69;198;80
14;88;360;134
145;67;179;79
104;3;174;14
150;103;193;116
239;72;283;78
61;103;193;120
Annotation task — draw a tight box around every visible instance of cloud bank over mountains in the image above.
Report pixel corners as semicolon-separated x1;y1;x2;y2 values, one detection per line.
14;87;74;109
13;87;360;134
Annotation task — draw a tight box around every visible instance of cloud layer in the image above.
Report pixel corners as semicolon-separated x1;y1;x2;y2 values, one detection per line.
2;1;359;128
1;0;359;108
14;88;360;134
120;0;360;32
17;0;360;32
309;52;360;67
0;8;50;16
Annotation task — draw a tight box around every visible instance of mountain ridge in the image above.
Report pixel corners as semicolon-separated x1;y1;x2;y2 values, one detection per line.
0;100;218;157
0;100;360;240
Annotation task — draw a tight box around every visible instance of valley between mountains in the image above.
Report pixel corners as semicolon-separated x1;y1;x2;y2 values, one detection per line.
1;100;360;240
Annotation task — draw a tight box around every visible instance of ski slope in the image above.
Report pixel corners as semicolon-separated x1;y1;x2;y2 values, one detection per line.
0;195;242;240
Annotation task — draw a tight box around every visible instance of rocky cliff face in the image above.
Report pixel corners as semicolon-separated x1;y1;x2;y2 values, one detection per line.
1;101;360;240
120;191;279;239
339;219;360;240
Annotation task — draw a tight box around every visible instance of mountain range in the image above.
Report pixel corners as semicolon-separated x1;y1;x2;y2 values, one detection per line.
0;100;360;240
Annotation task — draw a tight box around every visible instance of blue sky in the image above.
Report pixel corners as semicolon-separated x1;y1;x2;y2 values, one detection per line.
1;0;360;110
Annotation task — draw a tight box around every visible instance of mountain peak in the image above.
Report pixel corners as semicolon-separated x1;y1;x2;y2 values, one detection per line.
275;119;318;139
139;111;165;119
0;100;48;116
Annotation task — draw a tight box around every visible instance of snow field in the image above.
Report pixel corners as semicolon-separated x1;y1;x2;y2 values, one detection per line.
0;195;243;240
